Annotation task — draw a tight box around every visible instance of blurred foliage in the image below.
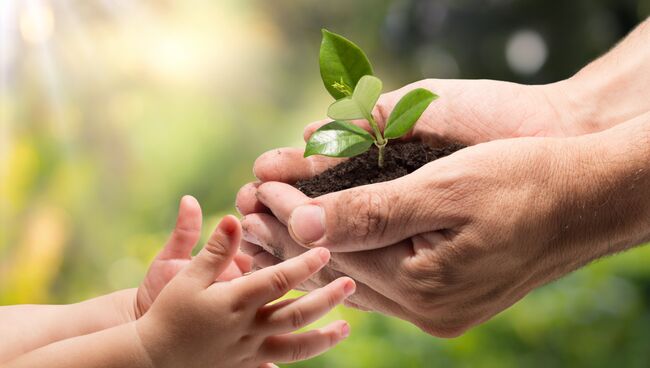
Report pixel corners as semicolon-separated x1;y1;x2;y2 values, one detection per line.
1;0;650;367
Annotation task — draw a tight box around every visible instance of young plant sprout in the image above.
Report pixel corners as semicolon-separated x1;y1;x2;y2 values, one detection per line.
305;29;439;168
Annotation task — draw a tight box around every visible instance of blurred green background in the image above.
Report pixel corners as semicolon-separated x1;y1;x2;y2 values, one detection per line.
2;0;650;367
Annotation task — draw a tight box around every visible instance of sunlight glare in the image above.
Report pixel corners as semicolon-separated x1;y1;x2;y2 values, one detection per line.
19;0;55;44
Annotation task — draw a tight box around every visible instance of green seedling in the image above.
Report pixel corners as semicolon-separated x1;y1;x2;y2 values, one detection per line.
305;29;438;167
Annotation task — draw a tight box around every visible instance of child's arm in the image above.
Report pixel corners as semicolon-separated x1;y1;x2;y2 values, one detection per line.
2;321;152;368
4;215;352;368
0;289;137;364
0;196;251;363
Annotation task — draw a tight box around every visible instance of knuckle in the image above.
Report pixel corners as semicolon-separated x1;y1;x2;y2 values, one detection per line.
172;226;198;244
288;308;306;329
291;342;308;362
400;265;453;314
303;253;324;274
270;270;292;294
326;328;338;347
335;190;390;243
204;237;230;259
325;288;343;310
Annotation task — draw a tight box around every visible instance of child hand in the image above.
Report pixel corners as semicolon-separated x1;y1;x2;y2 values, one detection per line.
135;215;355;368
135;196;253;318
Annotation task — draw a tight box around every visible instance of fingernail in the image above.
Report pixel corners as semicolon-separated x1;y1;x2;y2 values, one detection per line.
317;248;330;263
289;205;325;245
180;195;194;207
242;229;260;245
343;279;356;296
341;323;350;338
240;218;260;244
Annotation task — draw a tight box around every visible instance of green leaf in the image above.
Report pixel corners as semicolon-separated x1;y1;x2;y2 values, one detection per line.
304;121;374;158
327;75;382;121
383;88;438;139
320;29;374;100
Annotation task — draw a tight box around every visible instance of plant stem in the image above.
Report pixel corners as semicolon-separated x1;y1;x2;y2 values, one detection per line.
364;113;386;168
376;142;386;168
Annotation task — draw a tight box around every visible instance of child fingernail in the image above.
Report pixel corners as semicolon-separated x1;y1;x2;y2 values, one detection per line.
341;323;350;338
317;248;330;263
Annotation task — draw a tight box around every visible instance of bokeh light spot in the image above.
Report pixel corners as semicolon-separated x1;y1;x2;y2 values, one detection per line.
505;29;547;76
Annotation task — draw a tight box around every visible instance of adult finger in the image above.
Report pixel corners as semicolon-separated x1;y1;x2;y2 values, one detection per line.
255;182;308;225
253;148;344;184
240;240;282;268
182;215;241;286
236;182;269;216
258;320;350;363
158;195;202;260
241;213;410;300
256;178;455;251
259;277;355;335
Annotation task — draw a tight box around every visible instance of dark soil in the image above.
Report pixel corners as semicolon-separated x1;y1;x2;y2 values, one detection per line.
295;141;466;197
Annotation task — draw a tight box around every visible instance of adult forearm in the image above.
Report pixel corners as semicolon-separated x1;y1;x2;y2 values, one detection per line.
558;113;650;266
589;113;650;249
0;289;137;363
557;17;650;134
3;322;151;368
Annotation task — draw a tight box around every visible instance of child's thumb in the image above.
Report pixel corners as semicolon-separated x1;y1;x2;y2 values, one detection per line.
183;215;241;286
158;195;202;260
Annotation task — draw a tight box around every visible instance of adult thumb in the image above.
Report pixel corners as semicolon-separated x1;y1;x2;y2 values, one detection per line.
183;215;241;286
287;174;436;252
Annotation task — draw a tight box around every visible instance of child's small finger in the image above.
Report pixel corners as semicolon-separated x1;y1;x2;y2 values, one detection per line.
259;277;355;334
258;320;350;363
229;248;330;306
234;251;253;274
183;215;241;286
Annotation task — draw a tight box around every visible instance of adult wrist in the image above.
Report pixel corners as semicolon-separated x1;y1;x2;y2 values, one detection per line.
556;19;650;136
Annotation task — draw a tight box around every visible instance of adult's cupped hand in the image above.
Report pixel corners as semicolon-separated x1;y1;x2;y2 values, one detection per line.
236;78;623;337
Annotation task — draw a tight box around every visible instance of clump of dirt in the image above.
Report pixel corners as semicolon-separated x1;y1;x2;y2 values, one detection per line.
295;141;466;197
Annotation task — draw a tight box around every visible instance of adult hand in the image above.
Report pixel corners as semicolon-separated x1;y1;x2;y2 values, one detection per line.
237;116;650;337
234;77;576;336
